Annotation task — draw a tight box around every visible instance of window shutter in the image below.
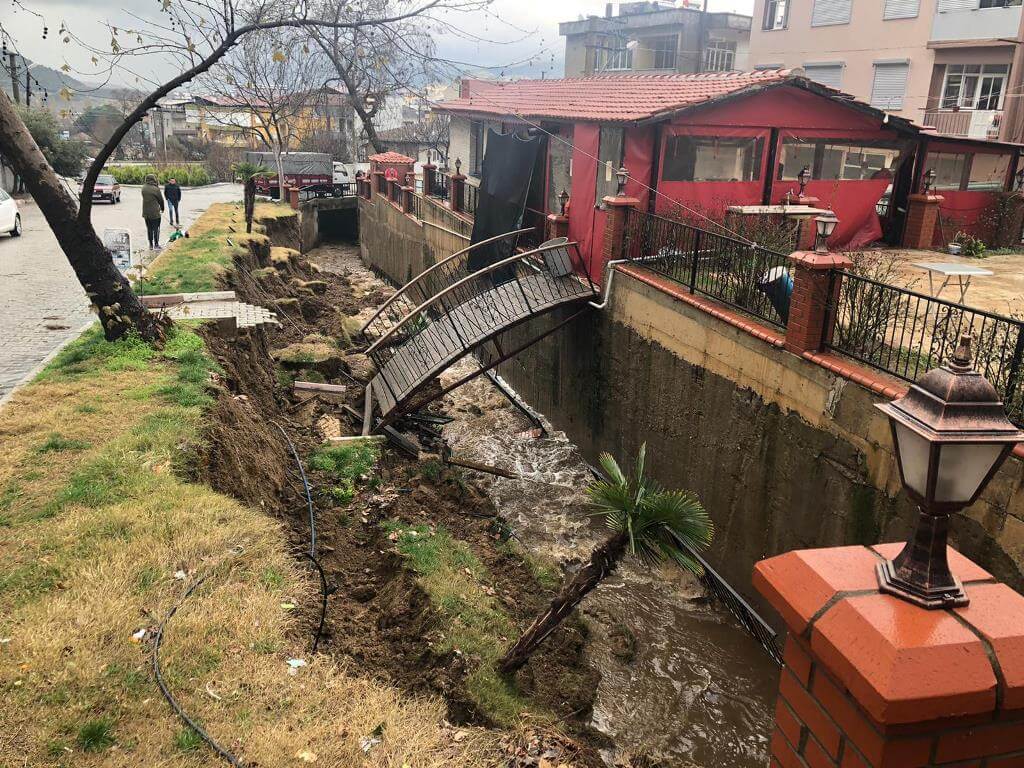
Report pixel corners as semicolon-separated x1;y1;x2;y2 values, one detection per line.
937;0;978;11
804;64;844;90
884;0;920;19
871;62;910;110
811;0;852;26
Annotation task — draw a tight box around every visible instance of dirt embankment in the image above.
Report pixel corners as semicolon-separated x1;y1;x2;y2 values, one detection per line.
193;228;605;766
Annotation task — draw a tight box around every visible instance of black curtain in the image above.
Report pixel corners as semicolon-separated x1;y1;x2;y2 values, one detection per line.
468;129;542;272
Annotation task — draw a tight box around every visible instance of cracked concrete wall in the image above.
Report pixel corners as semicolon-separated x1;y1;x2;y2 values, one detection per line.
496;271;1024;611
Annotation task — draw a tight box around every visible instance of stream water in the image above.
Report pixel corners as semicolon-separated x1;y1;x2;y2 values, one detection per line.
316;241;777;767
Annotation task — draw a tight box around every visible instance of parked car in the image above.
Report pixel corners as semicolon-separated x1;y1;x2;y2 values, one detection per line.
86;174;121;204
0;188;21;238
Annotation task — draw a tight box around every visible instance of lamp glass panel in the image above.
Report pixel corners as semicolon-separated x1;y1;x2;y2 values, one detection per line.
934;442;1004;503
893;422;931;497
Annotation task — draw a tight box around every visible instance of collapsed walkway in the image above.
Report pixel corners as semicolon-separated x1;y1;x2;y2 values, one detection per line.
360;232;598;430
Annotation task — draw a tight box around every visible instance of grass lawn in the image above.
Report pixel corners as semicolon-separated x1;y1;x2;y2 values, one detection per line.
142;201;294;295
0;322;496;764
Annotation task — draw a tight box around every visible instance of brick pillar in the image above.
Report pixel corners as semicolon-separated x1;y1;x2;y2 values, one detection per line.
903;193;944;249
288;186;300;210
598;195;640;285
754;545;1024;768
401;185;414;215
451;173;466;213
784;250;852;356
422;163;436;197
546;213;569;241
796;217;817;251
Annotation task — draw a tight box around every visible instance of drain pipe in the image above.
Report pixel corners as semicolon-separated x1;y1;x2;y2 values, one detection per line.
588;260;628;310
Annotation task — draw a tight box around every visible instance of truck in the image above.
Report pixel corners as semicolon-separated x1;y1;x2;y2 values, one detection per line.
244;151;356;199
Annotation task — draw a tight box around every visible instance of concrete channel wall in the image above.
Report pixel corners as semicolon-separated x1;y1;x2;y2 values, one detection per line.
357;200;1024;609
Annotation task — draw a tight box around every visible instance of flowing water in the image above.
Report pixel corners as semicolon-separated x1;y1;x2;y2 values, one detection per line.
440;364;777;767
315;241;777;766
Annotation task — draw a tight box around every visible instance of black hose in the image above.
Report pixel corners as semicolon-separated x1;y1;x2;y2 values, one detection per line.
153;576;247;768
272;420;328;654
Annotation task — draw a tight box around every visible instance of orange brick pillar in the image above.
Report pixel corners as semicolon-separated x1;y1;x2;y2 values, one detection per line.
754;545;1024;768
784;250;852;356
598;195;640;286
288;186;300;210
546;213;569;241
450;172;466;213
372;170;385;197
401;185;414;215
903;193;944;249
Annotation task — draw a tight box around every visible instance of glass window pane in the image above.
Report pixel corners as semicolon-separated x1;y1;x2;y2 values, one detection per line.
778;140;817;180
929;152;967;190
894;423;932;499
967;152;1011;190
596;127;624;199
935;443;1004;503
662;136;763;182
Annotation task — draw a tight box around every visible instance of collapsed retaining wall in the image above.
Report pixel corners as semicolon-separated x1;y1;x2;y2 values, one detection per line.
357;202;1024;608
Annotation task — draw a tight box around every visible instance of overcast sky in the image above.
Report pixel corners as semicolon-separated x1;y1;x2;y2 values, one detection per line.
0;0;756;88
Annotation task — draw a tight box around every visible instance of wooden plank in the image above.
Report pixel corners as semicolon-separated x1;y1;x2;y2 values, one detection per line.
362;384;373;436
293;381;348;394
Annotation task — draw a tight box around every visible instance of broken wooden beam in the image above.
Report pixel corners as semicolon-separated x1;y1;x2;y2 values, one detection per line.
445;455;518;480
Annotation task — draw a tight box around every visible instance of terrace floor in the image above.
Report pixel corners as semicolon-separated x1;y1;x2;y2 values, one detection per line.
877;249;1024;318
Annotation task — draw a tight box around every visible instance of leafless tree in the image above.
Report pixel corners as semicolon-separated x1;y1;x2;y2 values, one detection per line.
0;0;486;341
201;27;327;191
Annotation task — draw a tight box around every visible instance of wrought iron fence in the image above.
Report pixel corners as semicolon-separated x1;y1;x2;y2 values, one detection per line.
827;272;1024;426
410;191;424;221
431;170;451;201
464;181;480;216
621;208;791;328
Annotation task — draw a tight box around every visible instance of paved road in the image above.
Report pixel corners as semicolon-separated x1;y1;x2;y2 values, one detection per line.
0;182;243;401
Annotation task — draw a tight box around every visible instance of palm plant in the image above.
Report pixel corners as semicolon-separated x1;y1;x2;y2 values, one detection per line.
231;160;272;233
497;444;712;675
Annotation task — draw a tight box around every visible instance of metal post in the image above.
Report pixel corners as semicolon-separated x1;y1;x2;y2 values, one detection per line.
1003;329;1024;409
689;229;701;293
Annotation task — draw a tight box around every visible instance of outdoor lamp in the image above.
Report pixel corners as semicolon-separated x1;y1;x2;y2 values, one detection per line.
616;165;629;196
923;168;937;194
876;335;1023;609
813;210;839;252
558;189;570;215
455;157;462;175
798;165;810;196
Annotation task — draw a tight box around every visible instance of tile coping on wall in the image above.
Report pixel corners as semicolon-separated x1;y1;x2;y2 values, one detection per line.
615;263;1024;461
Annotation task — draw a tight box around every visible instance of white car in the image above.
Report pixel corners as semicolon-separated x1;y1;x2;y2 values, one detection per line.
0;188;21;238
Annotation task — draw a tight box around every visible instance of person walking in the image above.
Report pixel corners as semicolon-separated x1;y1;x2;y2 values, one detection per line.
141;174;165;250
165;177;182;226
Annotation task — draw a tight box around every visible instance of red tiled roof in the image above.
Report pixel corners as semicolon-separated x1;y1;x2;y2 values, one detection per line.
437;70;793;123
369;151;416;163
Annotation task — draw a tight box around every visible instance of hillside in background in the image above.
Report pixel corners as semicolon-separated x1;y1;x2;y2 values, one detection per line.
2;57;122;114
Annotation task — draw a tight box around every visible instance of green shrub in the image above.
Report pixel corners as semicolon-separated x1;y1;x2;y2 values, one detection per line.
107;164;212;187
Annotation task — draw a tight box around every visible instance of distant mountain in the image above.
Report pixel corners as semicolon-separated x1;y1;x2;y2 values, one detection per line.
1;56;121;106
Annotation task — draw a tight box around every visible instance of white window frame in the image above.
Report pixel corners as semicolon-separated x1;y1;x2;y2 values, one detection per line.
703;40;737;72
763;0;789;30
940;64;1008;110
648;35;679;70
596;38;633;72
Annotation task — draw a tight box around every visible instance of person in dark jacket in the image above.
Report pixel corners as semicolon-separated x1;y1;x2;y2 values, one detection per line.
141;174;165;250
165;178;182;226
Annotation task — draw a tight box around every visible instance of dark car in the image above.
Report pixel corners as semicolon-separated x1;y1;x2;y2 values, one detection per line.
88;174;121;204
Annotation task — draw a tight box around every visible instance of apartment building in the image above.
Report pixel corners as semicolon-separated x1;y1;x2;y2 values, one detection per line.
559;1;752;76
748;0;1022;140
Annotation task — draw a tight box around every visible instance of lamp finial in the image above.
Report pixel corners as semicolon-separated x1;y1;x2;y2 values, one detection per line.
952;334;973;371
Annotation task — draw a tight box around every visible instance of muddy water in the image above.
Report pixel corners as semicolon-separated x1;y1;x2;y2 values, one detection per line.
313;241;776;767
440;365;776;768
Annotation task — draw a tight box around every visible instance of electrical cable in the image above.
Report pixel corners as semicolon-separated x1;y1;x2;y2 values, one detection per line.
272;420;330;654
153;575;248;768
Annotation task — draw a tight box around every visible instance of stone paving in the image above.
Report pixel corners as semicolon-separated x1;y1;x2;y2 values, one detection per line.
0;183;243;402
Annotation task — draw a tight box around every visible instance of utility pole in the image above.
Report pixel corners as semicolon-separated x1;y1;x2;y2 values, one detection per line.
8;53;20;104
1001;11;1024;143
24;66;30;108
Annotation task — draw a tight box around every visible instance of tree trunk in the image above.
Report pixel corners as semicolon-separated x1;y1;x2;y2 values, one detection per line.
0;89;162;342
498;531;630;676
244;179;256;234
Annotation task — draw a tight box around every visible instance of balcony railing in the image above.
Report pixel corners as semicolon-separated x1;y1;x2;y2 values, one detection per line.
923;109;1001;139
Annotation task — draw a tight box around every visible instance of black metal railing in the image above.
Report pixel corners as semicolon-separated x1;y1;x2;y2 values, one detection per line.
365;241;596;409
827;272;1024;426
622;208;792;328
464;181;480;216
410;191;424;221
431;170;451;201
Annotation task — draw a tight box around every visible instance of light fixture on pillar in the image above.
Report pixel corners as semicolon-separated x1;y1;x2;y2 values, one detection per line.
923;168;936;194
616;165;629;196
798;165;810;197
813;210;839;252
558;189;570;216
455;157;462;175
876;335;1023;609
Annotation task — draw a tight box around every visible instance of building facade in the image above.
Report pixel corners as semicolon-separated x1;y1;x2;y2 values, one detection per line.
560;1;751;77
747;0;1022;140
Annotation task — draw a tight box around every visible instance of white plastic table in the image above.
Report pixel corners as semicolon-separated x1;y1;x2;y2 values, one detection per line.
911;262;993;303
